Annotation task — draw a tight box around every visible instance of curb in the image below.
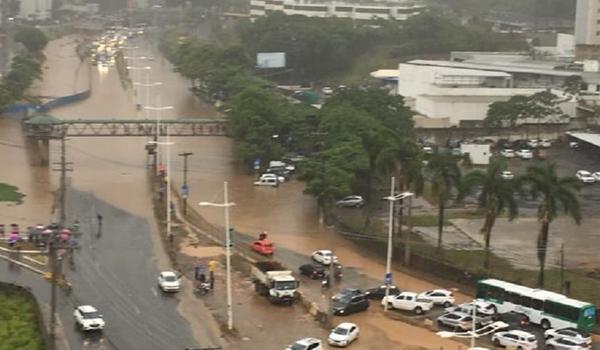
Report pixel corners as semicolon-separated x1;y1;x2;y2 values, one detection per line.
0;253;45;275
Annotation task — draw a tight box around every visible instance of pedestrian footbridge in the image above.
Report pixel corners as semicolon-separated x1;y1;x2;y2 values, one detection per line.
23;115;227;138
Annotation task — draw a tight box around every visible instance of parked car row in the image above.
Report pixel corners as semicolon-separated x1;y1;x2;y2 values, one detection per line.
254;160;297;187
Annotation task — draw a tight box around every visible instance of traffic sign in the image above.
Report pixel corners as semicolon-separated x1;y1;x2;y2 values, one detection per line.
384;272;392;285
181;184;189;198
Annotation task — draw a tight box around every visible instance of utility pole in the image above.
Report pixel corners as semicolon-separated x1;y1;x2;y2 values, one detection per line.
384;177;395;312
404;195;413;266
560;243;565;294
178;152;193;215
50;136;72;350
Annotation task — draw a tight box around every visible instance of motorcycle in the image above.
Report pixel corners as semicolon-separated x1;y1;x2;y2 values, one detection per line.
333;263;343;281
194;281;211;295
321;275;330;289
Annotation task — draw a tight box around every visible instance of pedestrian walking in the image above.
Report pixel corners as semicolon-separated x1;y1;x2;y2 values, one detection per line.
96;214;103;237
0;224;5;237
208;259;218;290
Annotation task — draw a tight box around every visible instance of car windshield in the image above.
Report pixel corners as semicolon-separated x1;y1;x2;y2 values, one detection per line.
526;336;536;342
333;327;349;335
276;281;297;290
82;311;101;319
164;275;177;282
323;251;331;257
290;343;307;350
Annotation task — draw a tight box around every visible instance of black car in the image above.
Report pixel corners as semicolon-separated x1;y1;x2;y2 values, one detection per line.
332;295;369;316
299;264;326;279
332;287;363;301
364;285;401;299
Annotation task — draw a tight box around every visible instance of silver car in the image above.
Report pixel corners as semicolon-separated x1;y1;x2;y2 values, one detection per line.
437;312;474;331
546;337;591;350
335;195;364;208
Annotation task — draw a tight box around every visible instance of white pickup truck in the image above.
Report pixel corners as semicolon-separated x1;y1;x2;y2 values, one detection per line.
382;292;434;315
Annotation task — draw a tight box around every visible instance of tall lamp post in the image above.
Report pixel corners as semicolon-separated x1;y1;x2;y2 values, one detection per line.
126;65;151;107
134;81;162;119
144;101;173;173
383;177;414;311
149;127;174;240
199;182;235;331
178;152;193;215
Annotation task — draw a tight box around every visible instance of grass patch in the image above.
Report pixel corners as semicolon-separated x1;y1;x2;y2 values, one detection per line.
0;288;45;350
0;183;25;204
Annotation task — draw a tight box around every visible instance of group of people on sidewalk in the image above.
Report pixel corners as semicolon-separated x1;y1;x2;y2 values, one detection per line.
194;259;218;291
0;221;82;248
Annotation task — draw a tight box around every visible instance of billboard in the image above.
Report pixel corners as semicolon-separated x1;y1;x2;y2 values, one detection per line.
256;52;286;69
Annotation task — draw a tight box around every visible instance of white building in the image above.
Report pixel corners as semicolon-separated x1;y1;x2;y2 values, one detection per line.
575;0;600;58
18;0;53;21
396;62;545;127
250;0;424;21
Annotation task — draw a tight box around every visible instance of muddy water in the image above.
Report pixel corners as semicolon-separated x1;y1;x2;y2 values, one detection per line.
0;35;466;349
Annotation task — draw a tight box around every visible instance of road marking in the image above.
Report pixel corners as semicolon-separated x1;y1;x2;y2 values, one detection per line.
151;287;158;297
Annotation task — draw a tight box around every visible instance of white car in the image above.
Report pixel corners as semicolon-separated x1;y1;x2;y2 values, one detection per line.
418;289;455;307
500;149;515;158
546;337;591;350
74;305;105;331
515;149;533;159
491;330;538;350
158;271;181;292
311;250;338;265
286;337;323;350
540;139;552;148
527;139;540;148
576;170;595;184
322;86;334;95
544;328;591;345
336;195;365;208
260;173;286;183
592;172;600;181
328;322;359;347
447;300;497;316
501;171;514;180
422;146;434;154
382;291;434;315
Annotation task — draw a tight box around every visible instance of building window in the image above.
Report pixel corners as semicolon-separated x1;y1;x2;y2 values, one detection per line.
335;6;353;12
355;7;390;14
293;5;328;11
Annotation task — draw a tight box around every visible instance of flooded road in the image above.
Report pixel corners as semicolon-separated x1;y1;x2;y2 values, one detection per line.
0;34;466;349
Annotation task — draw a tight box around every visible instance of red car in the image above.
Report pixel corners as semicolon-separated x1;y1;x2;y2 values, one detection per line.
251;239;274;255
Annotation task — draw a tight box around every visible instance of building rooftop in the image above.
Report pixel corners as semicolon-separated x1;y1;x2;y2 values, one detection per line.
409;59;580;77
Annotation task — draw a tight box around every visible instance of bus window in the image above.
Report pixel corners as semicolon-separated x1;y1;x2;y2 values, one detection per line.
521;296;532;308
507;292;521;305
532;299;543;310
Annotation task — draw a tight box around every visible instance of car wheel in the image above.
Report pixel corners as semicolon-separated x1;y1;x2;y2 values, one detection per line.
414;306;423;315
493;339;501;347
517;346;523;350
443;301;451;308
388;302;394;309
541;319;551;330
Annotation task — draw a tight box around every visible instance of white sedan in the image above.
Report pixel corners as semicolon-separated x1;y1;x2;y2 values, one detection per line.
492;330;538;350
500;149;515;158
336;195;364;208
286;337;323;350
544;328;591;345
418;289;455;307
501;171;514;180
515;149;533;159
311;250;338;265
328;322;359;347
158;271;181;292
74;305;105;331
592;172;600;181
576;170;595;184
545;337;591;350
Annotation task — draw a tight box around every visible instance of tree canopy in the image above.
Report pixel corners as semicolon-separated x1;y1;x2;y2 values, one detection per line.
15;26;48;53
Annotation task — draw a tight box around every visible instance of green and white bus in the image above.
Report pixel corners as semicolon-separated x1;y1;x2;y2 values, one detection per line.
476;279;596;331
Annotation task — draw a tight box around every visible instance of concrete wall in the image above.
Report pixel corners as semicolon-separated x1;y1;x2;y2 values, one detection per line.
575;0;600;45
18;0;53;20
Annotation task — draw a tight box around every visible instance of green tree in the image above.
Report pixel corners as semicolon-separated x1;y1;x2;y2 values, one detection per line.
520;163;581;286
426;152;462;248
524;90;568;138
15;26;48;53
484;95;529;138
459;158;518;268
562;75;584;98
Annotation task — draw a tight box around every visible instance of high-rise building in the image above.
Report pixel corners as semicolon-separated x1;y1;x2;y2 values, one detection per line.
575;0;600;58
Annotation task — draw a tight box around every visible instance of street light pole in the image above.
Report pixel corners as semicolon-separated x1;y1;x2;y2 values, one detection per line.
166;126;172;241
144;99;173;174
199;187;236;331
384;176;395;312
178;152;193;215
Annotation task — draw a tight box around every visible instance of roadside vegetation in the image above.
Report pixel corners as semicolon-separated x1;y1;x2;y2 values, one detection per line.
0;183;25;203
0;287;45;350
0;26;47;111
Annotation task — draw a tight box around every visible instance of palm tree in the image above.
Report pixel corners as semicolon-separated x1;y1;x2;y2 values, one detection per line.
521;163;582;287
426;152;461;249
459;158;518;269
